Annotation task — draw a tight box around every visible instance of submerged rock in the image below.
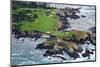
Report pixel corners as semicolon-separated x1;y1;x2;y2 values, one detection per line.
81;15;86;18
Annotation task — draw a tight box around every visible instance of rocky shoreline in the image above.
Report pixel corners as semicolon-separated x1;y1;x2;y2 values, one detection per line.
12;6;96;66
12;26;96;60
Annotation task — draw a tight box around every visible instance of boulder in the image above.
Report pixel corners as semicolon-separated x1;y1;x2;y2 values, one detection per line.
52;55;67;60
43;49;63;56
35;42;54;49
82;49;94;59
66;50;80;59
70;14;80;19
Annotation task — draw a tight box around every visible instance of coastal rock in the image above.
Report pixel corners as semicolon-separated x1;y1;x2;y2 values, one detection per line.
88;27;96;45
52;55;67;60
82;49;94;59
43;49;63;56
70;15;80;19
89;27;96;33
62;30;90;44
71;30;89;44
65;41;83;53
66;51;80;59
35;42;54;49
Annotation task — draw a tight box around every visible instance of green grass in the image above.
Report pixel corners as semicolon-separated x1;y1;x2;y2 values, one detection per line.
19;8;58;33
13;8;76;38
